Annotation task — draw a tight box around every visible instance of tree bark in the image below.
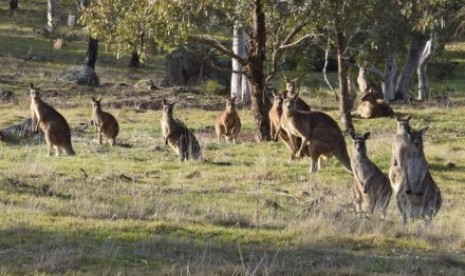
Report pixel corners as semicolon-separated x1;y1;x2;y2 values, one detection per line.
243;0;270;141
417;32;436;101
383;50;397;101
129;51;141;68
47;0;58;34
10;0;18;10
395;32;429;100
231;24;242;98
335;30;354;134
85;38;98;69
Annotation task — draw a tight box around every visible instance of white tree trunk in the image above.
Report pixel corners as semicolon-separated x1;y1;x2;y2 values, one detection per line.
417;32;437;101
383;51;397;101
231;24;242;98
240;31;250;104
47;0;58;33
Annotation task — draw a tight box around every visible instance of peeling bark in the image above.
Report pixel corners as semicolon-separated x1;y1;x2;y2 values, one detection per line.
417;32;437;101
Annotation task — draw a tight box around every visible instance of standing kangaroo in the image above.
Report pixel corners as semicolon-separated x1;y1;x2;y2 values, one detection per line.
91;96;119;146
161;98;202;161
215;97;241;143
350;131;392;219
30;83;75;156
276;93;351;172
389;115;412;194
392;126;442;224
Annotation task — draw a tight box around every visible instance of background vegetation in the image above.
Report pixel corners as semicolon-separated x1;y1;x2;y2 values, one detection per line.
0;0;465;274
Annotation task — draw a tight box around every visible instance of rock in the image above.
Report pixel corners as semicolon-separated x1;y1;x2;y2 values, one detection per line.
0;118;43;140
0;90;15;102
59;65;99;87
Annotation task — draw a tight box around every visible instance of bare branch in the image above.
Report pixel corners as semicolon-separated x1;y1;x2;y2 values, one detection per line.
322;37;339;101
279;33;313;50
188;35;248;66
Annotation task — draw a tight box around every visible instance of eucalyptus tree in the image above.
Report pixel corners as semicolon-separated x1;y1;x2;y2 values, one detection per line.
81;0;315;140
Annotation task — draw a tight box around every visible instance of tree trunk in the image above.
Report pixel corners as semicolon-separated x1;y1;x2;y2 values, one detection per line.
231;24;242;98
395;32;429;100
417;32;436;101
47;0;58;34
383;50;397;101
85;38;98;69
10;0;18;10
129;51;141;68
335;30;354;134
244;0;270;141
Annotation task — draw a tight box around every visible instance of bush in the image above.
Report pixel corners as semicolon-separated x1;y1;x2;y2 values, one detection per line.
203;79;225;95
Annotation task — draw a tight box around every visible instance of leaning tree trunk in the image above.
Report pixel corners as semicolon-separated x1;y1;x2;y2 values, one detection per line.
417;32;437;101
85;38;98;69
10;0;18;10
244;0;270;141
46;0;58;34
395;32;429;100
335;30;354;134
383;50;397;101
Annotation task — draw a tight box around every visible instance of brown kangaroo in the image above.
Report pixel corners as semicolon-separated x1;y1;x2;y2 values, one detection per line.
284;77;311;111
355;91;394;119
215;96;241;143
91;96;119;146
389;115;412;194
350;131;392;219
392;126;442;224
276;93;351;172
161;98;202;161
30;83;75;156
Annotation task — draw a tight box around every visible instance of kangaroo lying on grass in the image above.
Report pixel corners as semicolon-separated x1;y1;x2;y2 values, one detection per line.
390;125;442;225
30;83;75;156
350;131;392;219
161;98;202;161
215;97;241;143
355;91;394;119
91;96;119;146
269;91;309;159
276;93;351;172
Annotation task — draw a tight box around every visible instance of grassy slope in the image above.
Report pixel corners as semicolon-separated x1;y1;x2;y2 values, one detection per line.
1;2;465;275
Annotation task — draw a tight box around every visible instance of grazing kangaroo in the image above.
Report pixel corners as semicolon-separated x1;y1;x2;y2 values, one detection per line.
276;93;351;172
215;97;241;143
29;83;75;156
284;77;311;111
161;98;202;161
350;131;392;219
355;91;394;119
91;96;119;146
392;126;442;224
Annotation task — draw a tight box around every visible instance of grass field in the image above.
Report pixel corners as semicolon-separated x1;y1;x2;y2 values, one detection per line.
1;1;465;275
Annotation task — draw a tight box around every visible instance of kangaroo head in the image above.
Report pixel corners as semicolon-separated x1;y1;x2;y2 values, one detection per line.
162;98;175;115
285;77;299;96
407;126;428;149
350;131;370;155
282;93;299;114
272;91;283;107
225;97;236;112
91;96;102;110
395;114;412;135
30;83;40;100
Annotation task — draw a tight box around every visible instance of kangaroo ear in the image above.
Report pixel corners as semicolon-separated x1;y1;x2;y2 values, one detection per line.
231;96;237;102
97;97;102;102
403;114;412;122
349;130;357;140
285;76;290;82
91;96;96;102
162;98;167;105
419;126;429;135
29;83;34;89
363;132;371;140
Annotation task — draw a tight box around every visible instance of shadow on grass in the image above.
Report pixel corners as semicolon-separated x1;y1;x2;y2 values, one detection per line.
0;223;464;274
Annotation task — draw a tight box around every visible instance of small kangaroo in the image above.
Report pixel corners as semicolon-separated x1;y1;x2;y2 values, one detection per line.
161;98;202;161
394;127;442;224
350;131;392;219
215;96;241;143
269;91;309;159
284;77;311;111
91;96;119;146
389;115;412;194
276;93;351;172
355;91;394;119
30;83;75;156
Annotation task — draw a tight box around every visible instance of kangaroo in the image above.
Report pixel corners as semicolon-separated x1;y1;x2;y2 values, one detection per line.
269;91;309;159
350;131;392;219
355;91;394;119
394;127;442;224
276;93;351;172
161;98;202;161
389;115;412;194
284;77;311;111
215;97;241;143
29;83;75;156
91;96;119;146
357;64;383;99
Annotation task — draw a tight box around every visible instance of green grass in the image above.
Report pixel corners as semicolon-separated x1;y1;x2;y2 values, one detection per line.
1;2;465;274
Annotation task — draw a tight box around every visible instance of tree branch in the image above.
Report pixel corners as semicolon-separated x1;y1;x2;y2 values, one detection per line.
322;37;339;101
188;35;248;66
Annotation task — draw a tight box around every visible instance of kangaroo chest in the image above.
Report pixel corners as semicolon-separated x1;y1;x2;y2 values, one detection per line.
353;156;376;182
